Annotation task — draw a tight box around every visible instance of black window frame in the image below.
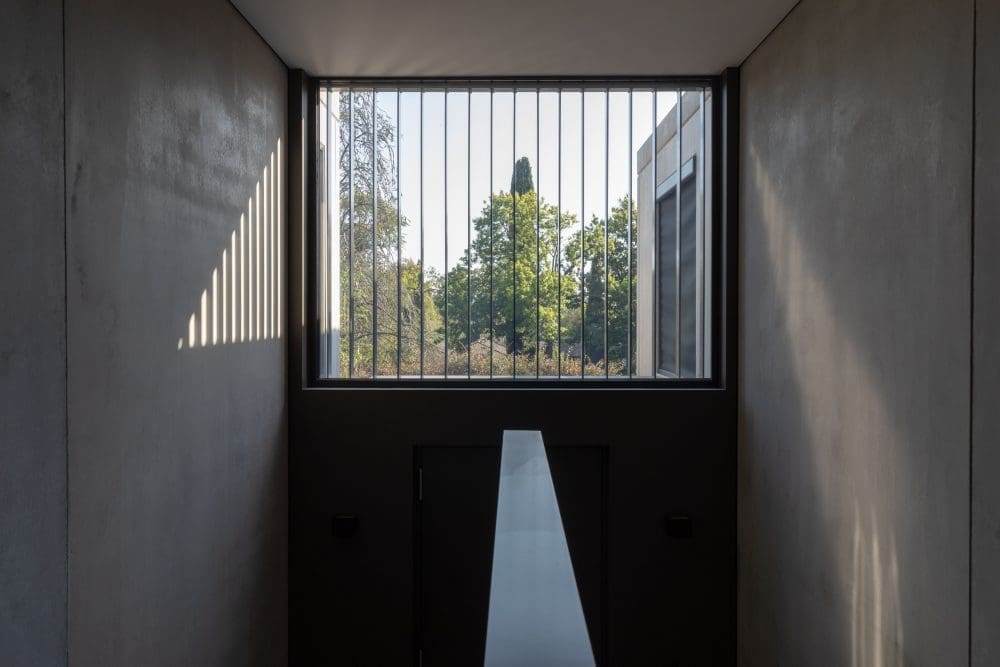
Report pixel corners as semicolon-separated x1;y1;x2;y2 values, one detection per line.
302;75;734;389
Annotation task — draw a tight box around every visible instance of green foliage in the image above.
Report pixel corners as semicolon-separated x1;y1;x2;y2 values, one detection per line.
563;196;638;369
437;188;579;365
336;91;419;377
435;169;637;375
333;115;638;376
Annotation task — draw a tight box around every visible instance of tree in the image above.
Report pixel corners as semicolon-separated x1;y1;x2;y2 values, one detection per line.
433;156;639;376
332;112;639;375
436;160;580;373
564;196;638;371
510;157;534;196
335;91;418;376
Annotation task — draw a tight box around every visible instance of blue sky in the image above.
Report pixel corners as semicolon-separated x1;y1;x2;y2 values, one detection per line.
338;88;686;273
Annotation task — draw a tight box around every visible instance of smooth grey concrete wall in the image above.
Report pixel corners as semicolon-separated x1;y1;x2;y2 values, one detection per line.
739;0;973;664
0;1;68;665
973;1;1000;663
64;1;287;664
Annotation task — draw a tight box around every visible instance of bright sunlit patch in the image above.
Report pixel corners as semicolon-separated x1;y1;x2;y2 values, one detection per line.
221;251;227;343
176;140;284;351
277;139;282;338
268;152;278;338
212;269;218;345
231;231;237;342
485;430;594;666
263;166;270;340
200;290;208;347
256;180;262;341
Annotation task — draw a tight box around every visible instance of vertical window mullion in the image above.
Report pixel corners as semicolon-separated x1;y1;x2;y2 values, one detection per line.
580;88;585;379
467;88;472;378
535;88;541;378
419;90;425;378
627;89;633;378
348;88;355;378
603;88;609;378
556;92;562;379
396;89;402;379
325;90;333;374
651;91;658;376
444;91;449;378
698;89;706;378
372;88;378;378
489;88;494;378
512;90;517;379
675;88;682;378
318;93;326;372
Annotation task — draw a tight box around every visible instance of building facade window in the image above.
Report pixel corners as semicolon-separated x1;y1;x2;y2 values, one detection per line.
656;158;701;378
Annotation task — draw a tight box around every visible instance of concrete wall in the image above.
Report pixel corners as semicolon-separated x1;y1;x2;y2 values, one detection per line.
64;0;287;664
0;1;68;664
973;1;1000;663
739;0;977;664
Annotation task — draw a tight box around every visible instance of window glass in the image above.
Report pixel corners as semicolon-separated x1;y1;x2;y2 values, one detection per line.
317;83;713;380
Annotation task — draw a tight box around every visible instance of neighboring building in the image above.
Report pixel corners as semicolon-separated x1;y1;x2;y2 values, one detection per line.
635;91;713;378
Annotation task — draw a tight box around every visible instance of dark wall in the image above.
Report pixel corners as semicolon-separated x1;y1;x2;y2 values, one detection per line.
0;1;68;665
291;390;735;664
739;0;975;664
973;0;1000;663
64;1;288;664
287;77;739;665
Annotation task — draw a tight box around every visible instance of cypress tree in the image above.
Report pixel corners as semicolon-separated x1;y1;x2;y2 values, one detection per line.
510;156;534;195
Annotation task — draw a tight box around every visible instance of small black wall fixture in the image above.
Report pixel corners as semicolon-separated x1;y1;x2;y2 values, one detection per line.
332;514;359;539
665;514;694;539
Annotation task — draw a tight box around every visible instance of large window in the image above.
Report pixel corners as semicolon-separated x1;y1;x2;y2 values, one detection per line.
315;81;715;381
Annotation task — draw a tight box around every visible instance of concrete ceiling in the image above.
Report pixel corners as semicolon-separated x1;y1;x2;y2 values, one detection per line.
230;0;798;77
